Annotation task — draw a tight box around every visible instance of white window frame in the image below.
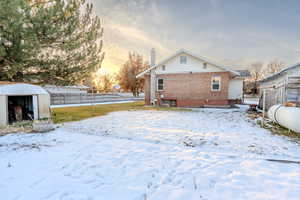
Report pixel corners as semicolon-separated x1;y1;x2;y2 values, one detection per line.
157;78;164;91
211;75;221;91
180;55;187;64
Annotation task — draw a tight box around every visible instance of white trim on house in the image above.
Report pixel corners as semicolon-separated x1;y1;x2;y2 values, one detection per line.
211;75;221;91
137;49;240;78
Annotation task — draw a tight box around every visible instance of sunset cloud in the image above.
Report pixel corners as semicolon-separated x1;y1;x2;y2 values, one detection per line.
89;0;300;74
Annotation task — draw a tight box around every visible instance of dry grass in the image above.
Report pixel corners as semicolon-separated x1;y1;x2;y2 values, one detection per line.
51;101;192;124
0;122;33;136
247;111;300;142
262;121;300;142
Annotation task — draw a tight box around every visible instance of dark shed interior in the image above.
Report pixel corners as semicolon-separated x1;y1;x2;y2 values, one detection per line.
8;96;34;124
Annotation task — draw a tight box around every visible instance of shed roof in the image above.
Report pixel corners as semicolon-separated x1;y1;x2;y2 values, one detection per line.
0;82;49;95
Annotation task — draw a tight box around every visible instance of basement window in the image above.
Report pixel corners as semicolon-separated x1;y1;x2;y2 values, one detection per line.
211;75;221;91
157;78;164;91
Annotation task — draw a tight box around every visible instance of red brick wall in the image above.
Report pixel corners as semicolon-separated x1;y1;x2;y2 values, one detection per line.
143;75;151;105
156;72;230;107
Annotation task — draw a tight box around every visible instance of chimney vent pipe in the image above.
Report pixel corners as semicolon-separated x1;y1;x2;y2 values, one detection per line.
150;48;156;66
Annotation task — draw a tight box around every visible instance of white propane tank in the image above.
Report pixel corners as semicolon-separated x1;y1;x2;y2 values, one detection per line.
268;104;300;133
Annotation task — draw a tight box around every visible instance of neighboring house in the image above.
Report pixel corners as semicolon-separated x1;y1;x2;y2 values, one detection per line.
236;69;255;94
43;85;90;94
0;82;51;126
259;63;300;110
236;70;251;79
136;49;245;107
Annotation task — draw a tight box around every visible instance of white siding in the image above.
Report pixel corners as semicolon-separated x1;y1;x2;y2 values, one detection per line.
260;76;286;88
38;94;51;119
261;67;300;88
33;95;39;120
288;67;300;76
228;79;244;99
0;95;7;126
154;53;223;74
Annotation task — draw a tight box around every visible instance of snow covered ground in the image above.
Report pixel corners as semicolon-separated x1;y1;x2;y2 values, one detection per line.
1;105;300;200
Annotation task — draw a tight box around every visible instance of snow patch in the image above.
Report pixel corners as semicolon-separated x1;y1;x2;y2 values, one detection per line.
0;107;300;200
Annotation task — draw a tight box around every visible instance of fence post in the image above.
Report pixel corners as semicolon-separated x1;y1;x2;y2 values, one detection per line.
262;89;266;127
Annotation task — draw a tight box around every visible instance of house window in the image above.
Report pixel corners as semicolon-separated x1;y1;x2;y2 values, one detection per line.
161;65;166;71
211;75;221;91
203;62;207;69
180;56;187;64
157;78;164;91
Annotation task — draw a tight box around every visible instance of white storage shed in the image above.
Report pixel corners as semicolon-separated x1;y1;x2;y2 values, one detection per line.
0;82;51;126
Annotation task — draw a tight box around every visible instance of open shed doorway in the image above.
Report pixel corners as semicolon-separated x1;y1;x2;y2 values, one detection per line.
7;95;36;124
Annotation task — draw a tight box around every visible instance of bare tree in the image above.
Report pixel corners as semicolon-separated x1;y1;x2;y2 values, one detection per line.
249;62;263;94
94;73;114;93
262;59;285;78
117;52;149;97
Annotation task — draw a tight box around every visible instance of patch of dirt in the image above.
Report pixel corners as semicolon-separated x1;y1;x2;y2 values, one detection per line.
0;121;56;136
0;142;52;151
246;111;262;120
0;126;33;136
264;121;300;142
182;136;206;147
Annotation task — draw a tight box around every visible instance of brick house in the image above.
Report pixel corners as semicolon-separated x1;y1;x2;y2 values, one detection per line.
136;49;245;107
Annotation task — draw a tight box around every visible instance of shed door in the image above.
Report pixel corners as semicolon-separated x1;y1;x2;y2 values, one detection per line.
33;95;39;120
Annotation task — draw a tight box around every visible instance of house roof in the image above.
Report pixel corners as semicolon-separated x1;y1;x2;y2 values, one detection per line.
136;49;241;78
235;70;251;78
260;62;300;83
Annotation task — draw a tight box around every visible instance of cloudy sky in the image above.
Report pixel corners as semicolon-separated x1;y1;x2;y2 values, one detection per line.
88;0;300;74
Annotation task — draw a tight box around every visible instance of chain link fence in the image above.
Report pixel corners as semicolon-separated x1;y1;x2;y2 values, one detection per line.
50;93;143;105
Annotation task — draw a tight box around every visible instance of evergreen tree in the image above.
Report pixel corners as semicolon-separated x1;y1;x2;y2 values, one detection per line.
0;0;104;85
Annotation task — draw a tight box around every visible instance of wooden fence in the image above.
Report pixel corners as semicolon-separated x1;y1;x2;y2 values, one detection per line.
50;93;142;105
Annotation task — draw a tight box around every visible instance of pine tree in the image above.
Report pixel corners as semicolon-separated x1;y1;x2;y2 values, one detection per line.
0;0;104;85
0;0;39;81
